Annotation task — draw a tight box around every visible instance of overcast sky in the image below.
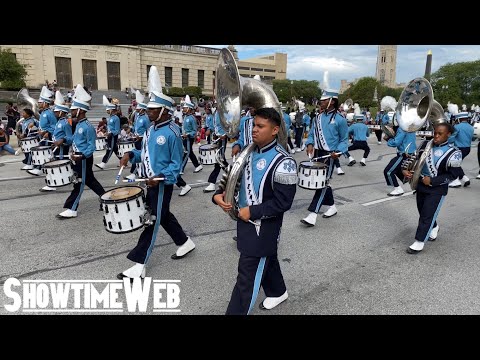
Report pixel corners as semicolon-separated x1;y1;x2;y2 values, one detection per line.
201;45;480;90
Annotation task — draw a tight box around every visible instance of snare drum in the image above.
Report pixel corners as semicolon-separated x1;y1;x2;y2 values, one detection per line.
31;146;54;165
297;161;328;190
416;130;433;137
100;186;146;234
367;125;381;130
95;137;107;151
19;136;40;153
198;144;218;165
117;141;135;158
42;159;74;187
473;123;480;139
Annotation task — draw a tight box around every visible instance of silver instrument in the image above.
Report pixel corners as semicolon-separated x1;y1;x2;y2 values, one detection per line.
15;88;40;143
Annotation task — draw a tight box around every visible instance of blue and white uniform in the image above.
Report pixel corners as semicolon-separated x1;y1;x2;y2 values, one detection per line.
52;116;73;159
448;120;473;182
233;114;254;151
347;119;371;159
181;113;201;171
384;128;417;188
39;108;57;141
101;114;120;164
207;112;227;186
130;112;150;175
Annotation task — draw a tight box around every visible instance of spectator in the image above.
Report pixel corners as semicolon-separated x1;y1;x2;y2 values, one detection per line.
5;102;20;135
97;117;107;137
0;123;16;155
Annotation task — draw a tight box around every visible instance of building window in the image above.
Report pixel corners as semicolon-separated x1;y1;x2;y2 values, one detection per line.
251;67;263;72
106;61;121;90
147;65;152;80
198;70;204;89
55;57;72;89
381;52;386;63
165;67;172;88
264;69;276;73
238;66;250;70
82;59;98;90
182;68;189;88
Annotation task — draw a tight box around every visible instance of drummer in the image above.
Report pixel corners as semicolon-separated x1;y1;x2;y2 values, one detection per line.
300;88;348;227
40;91;73;192
18;108;39;171
203;106;227;193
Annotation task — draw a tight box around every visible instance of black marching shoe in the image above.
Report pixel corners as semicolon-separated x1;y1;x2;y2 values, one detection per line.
347;160;356;166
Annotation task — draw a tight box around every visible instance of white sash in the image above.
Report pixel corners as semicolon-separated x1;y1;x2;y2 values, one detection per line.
314;114;330;151
424;144;437;177
140;126;155;178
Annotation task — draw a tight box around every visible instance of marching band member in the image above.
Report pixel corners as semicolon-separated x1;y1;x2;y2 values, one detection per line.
40;91;73;192
447;112;474;188
402;123;462;254
27;86;56;176
231;106;255;157
203;108;227;193
125;91;150;181
180;95;203;174
374;109;390;145
383;127;417;196
18;108;39;170
56;84;105;219
213;107;297;315
118;66;196;280
300;88;348;226
204;106;214;144
282;106;296;154
346;114;370;166
95;96;120;170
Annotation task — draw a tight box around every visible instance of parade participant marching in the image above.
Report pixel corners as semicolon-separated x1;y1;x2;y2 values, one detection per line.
374;109;390;145
95;96;120;170
117;66;196;280
56;84;105;219
39;90;73;192
213;107;297;315
300;88;349;227
447;111;474;188
180;95;203;174
18;108;39;170
231;106;255;157
402;123;462;254
204;105;214;144
282;106;296;154
346;114;370;166
383;127;417;196
125;90;150;181
203;108;227;193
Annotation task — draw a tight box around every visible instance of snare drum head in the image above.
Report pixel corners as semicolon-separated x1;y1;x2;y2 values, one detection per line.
300;161;327;169
21;137;38;142
31;145;51;151
44;159;71;168
199;144;217;151
118;141;134;145
101;186;143;203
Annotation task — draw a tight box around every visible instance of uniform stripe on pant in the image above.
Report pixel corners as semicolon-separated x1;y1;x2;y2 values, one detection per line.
314;159;334;213
145;183;164;263
181;138;190;171
423;195;445;243
385;155;403;187
248;257;266;315
71;159;86;211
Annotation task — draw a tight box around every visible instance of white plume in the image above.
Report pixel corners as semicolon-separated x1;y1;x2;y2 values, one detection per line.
380;96;397;111
322;71;330;89
148;66;163;95
472;104;475;110
353;103;361;116
462;104;467;111
476;105;480;112
448;103;458;115
346;113;354;123
184;95;192;104
54;90;65;105
102;95;111;106
135;90;145;104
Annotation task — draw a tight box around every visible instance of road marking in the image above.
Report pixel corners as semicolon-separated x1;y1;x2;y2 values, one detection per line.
361;191;414;206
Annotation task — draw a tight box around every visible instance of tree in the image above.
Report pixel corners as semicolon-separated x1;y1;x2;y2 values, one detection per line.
340;77;403;110
0;49;27;90
273;79;322;105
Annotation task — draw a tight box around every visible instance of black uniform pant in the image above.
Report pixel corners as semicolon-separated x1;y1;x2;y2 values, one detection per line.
207;138;227;184
384;154;405;187
348;140;370;158
477;143;480;174
181;136;200;171
294;126;304;148
127;183;188;264
130;137;143;174
450;147;470;179
102;133;119;164
176;176;187;188
415;190;445;242
287;136;294;152
226;253;286;315
308;149;335;213
374;129;383;142
64;156;105;211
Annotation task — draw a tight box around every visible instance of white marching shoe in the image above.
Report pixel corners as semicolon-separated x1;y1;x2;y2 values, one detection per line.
322;205;337;218
429;225;439;241
56;209;78;219
15;148;21;156
179;184;192;196
194;165;203;173
476;174;480;179
95;162;106;169
337;167;345;175
407;240;425;254
40;186;56;192
259;291;288;310
360;158;366;166
388;186;404;196
21;164;34;170
125;173;136;180
117;263;146;280
171;237;196;260
448;178;461;188
27;168;42;176
203;183;216;193
300;212;317;226
289;148;296;154
461;175;470;187
377;141;382;145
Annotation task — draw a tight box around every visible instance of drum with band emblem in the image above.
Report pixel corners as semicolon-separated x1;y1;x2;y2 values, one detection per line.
95;137;107;151
30;145;54;165
198;144;218;165
19;136;40;153
473;122;480;139
117;140;135;158
297;161;328;190
42;159;74;187
100;186;146;234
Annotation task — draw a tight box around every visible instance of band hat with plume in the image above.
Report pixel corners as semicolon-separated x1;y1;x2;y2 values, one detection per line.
53;90;70;113
38;86;54;103
454;111;471;120
146;66;174;110
353;103;364;121
182;94;195;109
447;103;459;116
103;95;117;110
70;84;91;111
319;71;339;100
135;90;147;110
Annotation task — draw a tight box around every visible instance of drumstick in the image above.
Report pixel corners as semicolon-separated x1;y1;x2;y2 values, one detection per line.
122;177;165;183
52;146;58;154
310;152;343;161
115;166;124;185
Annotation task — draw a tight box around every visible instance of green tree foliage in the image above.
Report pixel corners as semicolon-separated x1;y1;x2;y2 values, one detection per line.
339;77;403;110
430;60;480;108
0;49;27;90
273;79;322;104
